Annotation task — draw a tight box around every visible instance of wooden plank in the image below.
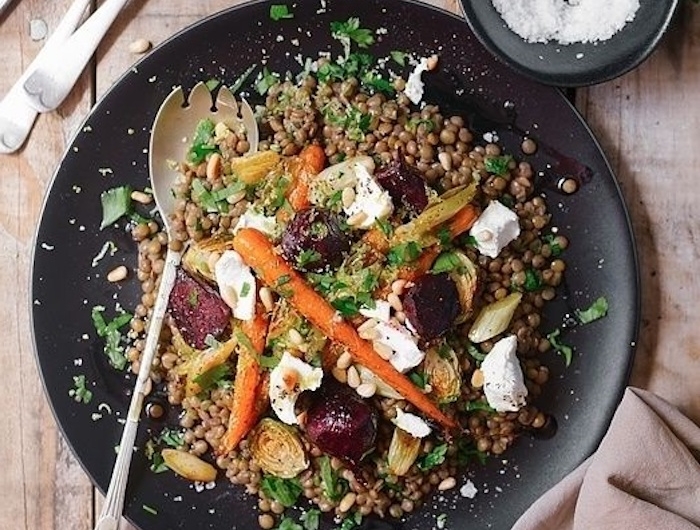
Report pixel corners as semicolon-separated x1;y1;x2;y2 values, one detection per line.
576;2;700;425
0;0;94;529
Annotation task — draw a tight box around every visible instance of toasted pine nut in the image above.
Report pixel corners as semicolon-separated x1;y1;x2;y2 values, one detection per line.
358;318;378;333
471;369;484;388
372;340;393;360
359;327;380;341
259;287;274;312
332;367;348;384
347;211;368;227
288;328;304;346
336;351;353;370
206;153;223;180
341;187;356;208
347;366;361;389
391;279;407;296
438;477;456;491
130;190;153;204
128;38;151;54
438;152;452;172
387;292;403;312
339;492;357;513
356;382;377;398
394;311;406;324
107;265;128;282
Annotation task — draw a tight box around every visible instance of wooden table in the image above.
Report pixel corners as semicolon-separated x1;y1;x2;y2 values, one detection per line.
1;1;698;528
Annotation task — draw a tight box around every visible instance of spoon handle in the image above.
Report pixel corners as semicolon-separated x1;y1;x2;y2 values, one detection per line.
94;247;181;530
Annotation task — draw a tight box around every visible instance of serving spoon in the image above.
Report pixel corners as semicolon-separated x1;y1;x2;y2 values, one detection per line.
94;82;258;530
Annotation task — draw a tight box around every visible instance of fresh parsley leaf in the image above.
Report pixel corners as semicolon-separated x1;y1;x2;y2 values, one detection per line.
542;233;563;256
375;218;393;237
409;371;426;389
432;251;462;274
548;327;574;367
159;428;185;448
193;364;231;392
484;155;513;176
437;226;453;247
230;63;258;93
418;443;448;471
576;296;609;324
465;399;495;413
259;354;281;370
297;249;322;269
260;475;302;508
68;374;93;404
300;509;321;530
240;281;251;298
330;17;374;48
390;50;408;66
338;512;363;530
455;438;487;466
188;118;217;164
332;296;360;317
256;67;279;96
269;4;293;21
205;78;220;92
319;455;347;502
148;450;168;473
100;186;133;229
387;241;422;265
522;268;542;292
277;518;303;530
91;306;132;370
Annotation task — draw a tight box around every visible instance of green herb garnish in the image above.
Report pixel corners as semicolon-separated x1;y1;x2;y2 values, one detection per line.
576;296;609;324
390;50;408;66
100;185;133;229
375;218;394;237
548;327;574;367
256;67;280;96
142;504;158;516
188;118;217;164
91;306;132;370
418;443;448;471
277;518;303;530
297;249;322;269
319;455;347;502
484;155;513;176
330;17;375;48
432;251;462;274
338;511;363;530
269;4;293;21
409;371;426;389
260;475;302;508
68;374;93;404
465;399;495;413
193;364;231;392
300;509;321;530
386;241;422;265
522;268;542;292
542;233;563;256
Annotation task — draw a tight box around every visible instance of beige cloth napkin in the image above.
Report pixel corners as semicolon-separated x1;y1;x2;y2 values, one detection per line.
512;387;700;530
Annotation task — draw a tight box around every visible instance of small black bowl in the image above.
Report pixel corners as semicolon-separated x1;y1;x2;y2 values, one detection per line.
460;0;679;87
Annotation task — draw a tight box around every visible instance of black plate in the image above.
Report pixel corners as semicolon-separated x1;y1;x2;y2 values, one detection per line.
460;0;679;87
30;1;639;529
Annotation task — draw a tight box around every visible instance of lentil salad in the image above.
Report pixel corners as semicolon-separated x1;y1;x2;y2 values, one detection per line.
123;17;571;530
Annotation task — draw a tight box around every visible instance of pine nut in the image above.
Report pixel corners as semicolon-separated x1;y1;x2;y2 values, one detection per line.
130;190;153;204
471;369;484;388
391;279;407;296
206;153;223;180
339;492;357;513
438;477;456;491
358;319;378;333
341;187;356;208
347;366;361;388
359;327;380;341
336;351;353;370
332;367;347;384
387;292;403;312
288;328;304;346
394;311;406;324
438;151;452;171
128;38;151;54
346;211;368;227
107;265;128;282
372;340;393;360
356;382;377;398
259;287;274;312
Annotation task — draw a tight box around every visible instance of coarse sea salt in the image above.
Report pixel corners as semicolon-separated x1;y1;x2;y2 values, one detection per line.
492;0;640;45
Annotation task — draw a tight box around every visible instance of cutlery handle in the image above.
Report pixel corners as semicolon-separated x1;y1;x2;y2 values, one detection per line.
23;0;129;112
93;247;181;530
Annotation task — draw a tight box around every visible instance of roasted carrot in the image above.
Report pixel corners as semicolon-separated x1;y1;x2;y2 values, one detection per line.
219;309;270;455
445;204;479;239
288;144;326;211
232;228;457;431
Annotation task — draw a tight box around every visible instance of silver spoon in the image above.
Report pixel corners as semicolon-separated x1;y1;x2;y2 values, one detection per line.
94;82;258;530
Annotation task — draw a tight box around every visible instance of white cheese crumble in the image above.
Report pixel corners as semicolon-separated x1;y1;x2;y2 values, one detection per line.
214;250;256;321
374;321;425;373
269;352;323;425
343;162;393;229
481;335;528;412
232;206;279;238
359;300;392;322
392;408;432;438
404;57;430;105
469;200;521;258
460;479;478;499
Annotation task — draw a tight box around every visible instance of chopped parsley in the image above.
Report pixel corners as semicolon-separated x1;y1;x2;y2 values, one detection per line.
456;438;487;466
576;296;609;324
91;306;133;370
432;251;462;274
188;118;217;164
193;364;232;392
142;504;158;516
299;509;321;530
277;518;303;530
465;399;495;413
522;268;542;292
387;241;422;265
256;67;280;96
375;218;393;237
330;17;375;48
484;155;513;176
542;233;564;256
409;371;426;389
338;511;362;530
275;274;292;288
548;327;574;367
239;281;251;298
100;185;133;230
68;374;93;404
297;249;322;269
191;179;246;214
205;78;220;92
158;427;185;448
418;443;448;471
269;4;293;21
260;475;302;508
390;50;408;66
319;455;347;502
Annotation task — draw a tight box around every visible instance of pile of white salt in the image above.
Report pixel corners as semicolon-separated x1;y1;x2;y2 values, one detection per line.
491;0;641;45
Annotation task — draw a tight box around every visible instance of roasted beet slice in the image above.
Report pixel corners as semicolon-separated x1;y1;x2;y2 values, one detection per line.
280;208;350;272
305;382;378;466
375;158;429;215
168;267;231;349
403;272;460;341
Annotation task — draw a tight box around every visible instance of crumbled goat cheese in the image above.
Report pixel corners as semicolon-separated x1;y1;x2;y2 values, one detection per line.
469;200;521;258
404;57;429;105
343;162;393;229
233;206;279;237
460;479;478;499
392;408;432;438
492;0;640;44
359;300;392;322
374;321;425;373
269;352;323;425
214;250;256;321
481;335;528;412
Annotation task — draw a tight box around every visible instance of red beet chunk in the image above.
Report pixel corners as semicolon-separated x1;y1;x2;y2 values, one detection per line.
168;267;231;349
305;382;377;466
375;159;429;215
403;272;460;341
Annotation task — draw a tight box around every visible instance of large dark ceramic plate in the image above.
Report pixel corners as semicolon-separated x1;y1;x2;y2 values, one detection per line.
30;1;639;529
460;0;679;87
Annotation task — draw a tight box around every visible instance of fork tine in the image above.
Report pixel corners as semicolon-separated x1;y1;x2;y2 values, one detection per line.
215;86;240;115
240;98;259;153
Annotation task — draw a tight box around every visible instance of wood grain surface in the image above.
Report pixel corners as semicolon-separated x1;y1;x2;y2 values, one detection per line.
0;1;697;529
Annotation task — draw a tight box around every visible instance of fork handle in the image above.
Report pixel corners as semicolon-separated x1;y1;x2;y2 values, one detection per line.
93;247;181;530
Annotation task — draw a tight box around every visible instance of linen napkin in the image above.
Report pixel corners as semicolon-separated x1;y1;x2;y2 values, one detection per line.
512;387;700;530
